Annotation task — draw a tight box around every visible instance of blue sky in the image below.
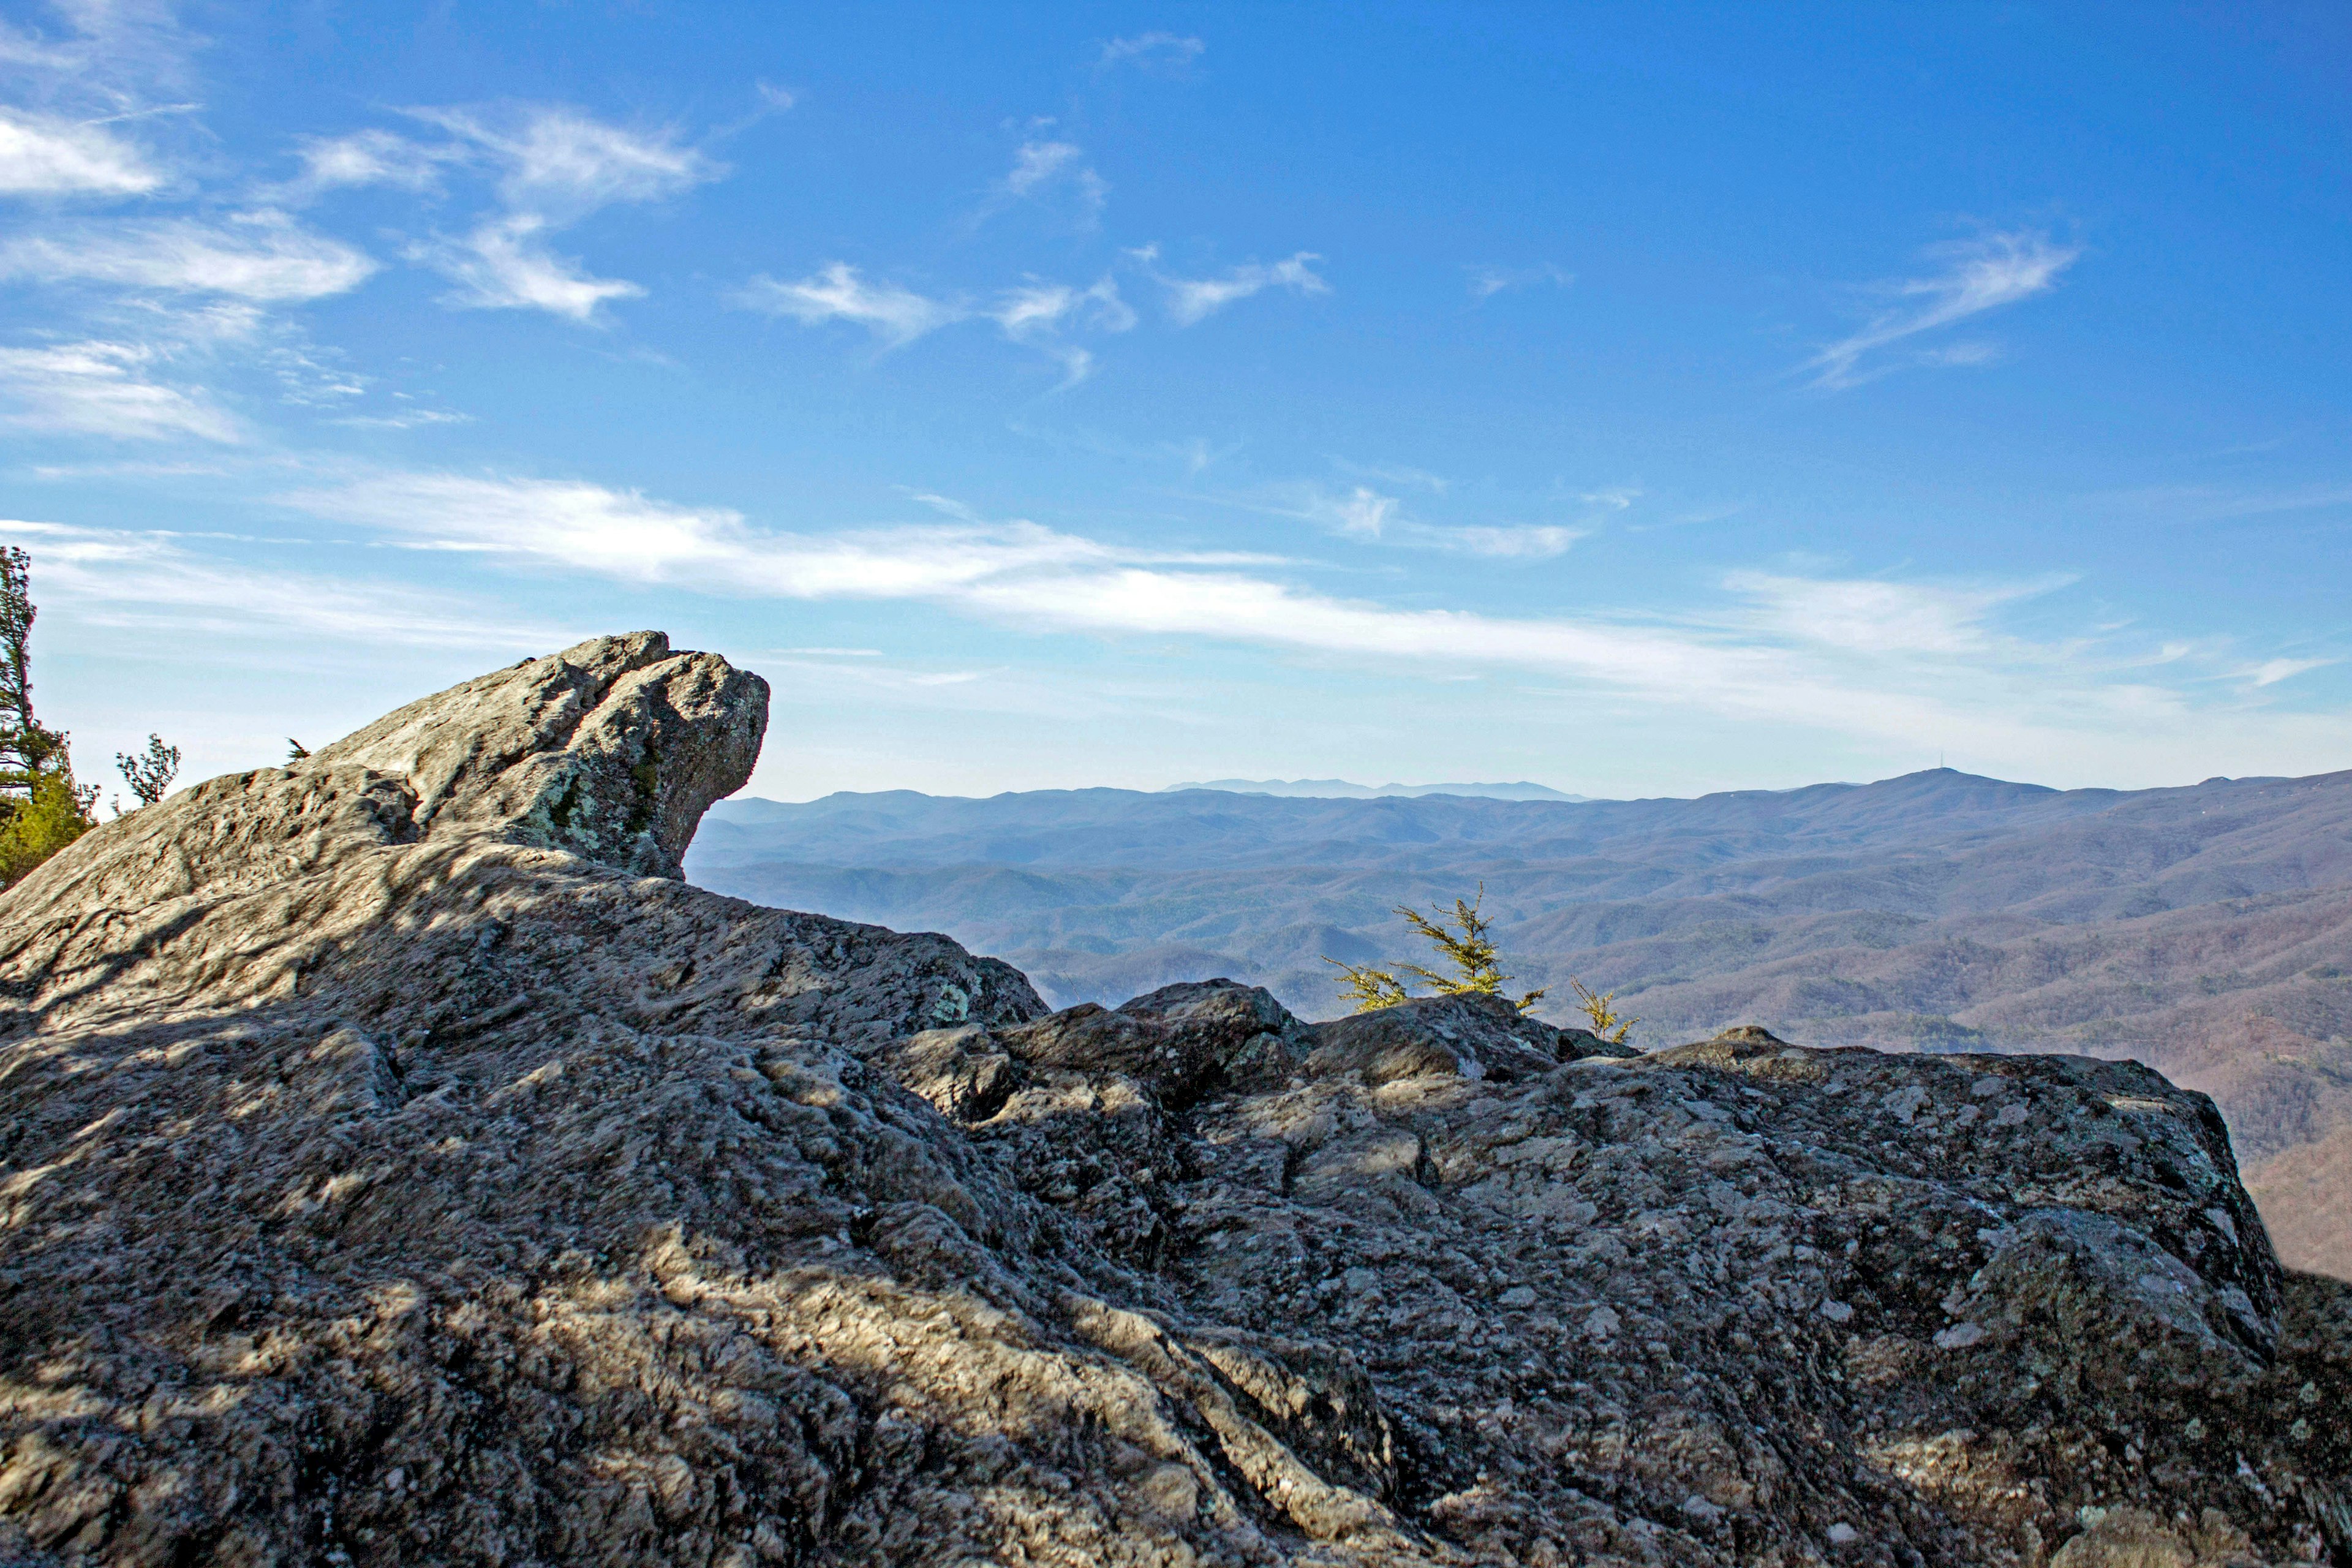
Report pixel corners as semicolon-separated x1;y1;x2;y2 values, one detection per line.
4;1;2349;804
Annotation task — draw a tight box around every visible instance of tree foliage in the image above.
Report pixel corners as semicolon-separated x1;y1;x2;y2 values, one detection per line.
1324;884;1546;1014
118;734;181;808
1567;977;1639;1046
0;767;97;884
0;546;93;886
1330;959;1414;1012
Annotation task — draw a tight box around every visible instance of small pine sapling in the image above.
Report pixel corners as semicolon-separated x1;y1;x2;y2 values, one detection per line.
1325;956;1414;1012
1391;884;1546;1012
1322;883;1545;1014
117;734;180;808
1568;977;1638;1047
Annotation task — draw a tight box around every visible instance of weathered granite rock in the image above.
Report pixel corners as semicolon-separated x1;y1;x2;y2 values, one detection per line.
1;637;2345;1567
306;628;768;878
1305;990;1630;1088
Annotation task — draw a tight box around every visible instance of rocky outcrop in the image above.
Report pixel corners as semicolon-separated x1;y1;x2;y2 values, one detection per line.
1305;990;1634;1087
304;628;767;878
0;637;2345;1567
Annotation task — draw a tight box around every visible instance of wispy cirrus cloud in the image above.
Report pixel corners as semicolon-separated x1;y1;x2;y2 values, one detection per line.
0;0;205;243
738;264;1135;383
1466;262;1571;301
410;105;718;219
734;263;965;348
274;99;722;215
330;408;467;431
1805;230;2079;389
1;0;202;97
1283;484;1398;541
375;105;724;321
0;24;435;442
993;276;1133;337
0;516;557;649
1004;139;1082;197
1446;525;1585;559
411;214;641;321
1096;32;1205;73
264;468;2352;778
1137;247;1329;325
1721;569;2076;656
271;127;461;202
0;210;377;300
0;106;164;195
978;135;1107;229
1261;482;1585;559
991;274;1134;385
0;339;239;442
2246;657;2330;688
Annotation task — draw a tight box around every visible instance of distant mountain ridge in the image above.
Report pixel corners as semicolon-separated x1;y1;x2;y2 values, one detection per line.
1167;777;1591;801
689;765;2352;1277
696;767;2109;873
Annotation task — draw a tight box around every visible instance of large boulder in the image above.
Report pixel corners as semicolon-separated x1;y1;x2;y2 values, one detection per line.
304;629;767;877
0;637;2345;1568
1303;990;1619;1087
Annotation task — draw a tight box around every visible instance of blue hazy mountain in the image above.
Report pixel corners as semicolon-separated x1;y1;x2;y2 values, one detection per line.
1167;778;1592;802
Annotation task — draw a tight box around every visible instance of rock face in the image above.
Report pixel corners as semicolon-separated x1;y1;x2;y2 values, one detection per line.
306;628;769;879
1305;991;1634;1088
1;637;2346;1567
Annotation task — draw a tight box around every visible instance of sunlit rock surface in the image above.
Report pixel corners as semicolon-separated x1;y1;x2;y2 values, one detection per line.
1;636;2345;1566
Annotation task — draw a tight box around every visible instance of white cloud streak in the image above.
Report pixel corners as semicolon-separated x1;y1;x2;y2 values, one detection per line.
1005;140;1080;196
2248;657;2329;688
262;469;2352;779
0;339;238;442
1807;230;2079;389
1265;484;1584;558
0;518;554;649
414;214;642;321
1466;263;1571;301
1448;525;1584;559
1292;484;1397;540
409;105;718;219
997;138;1107;221
991;274;1134;385
330;407;469;431
738;264;1139;379
381;104;723;320
1143;251;1329;325
1721;570;2075;656
735;264;965;348
0;0;203;134
0;211;377;300
1097;32;1205;72
276;128;459;200
0;106;162;195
